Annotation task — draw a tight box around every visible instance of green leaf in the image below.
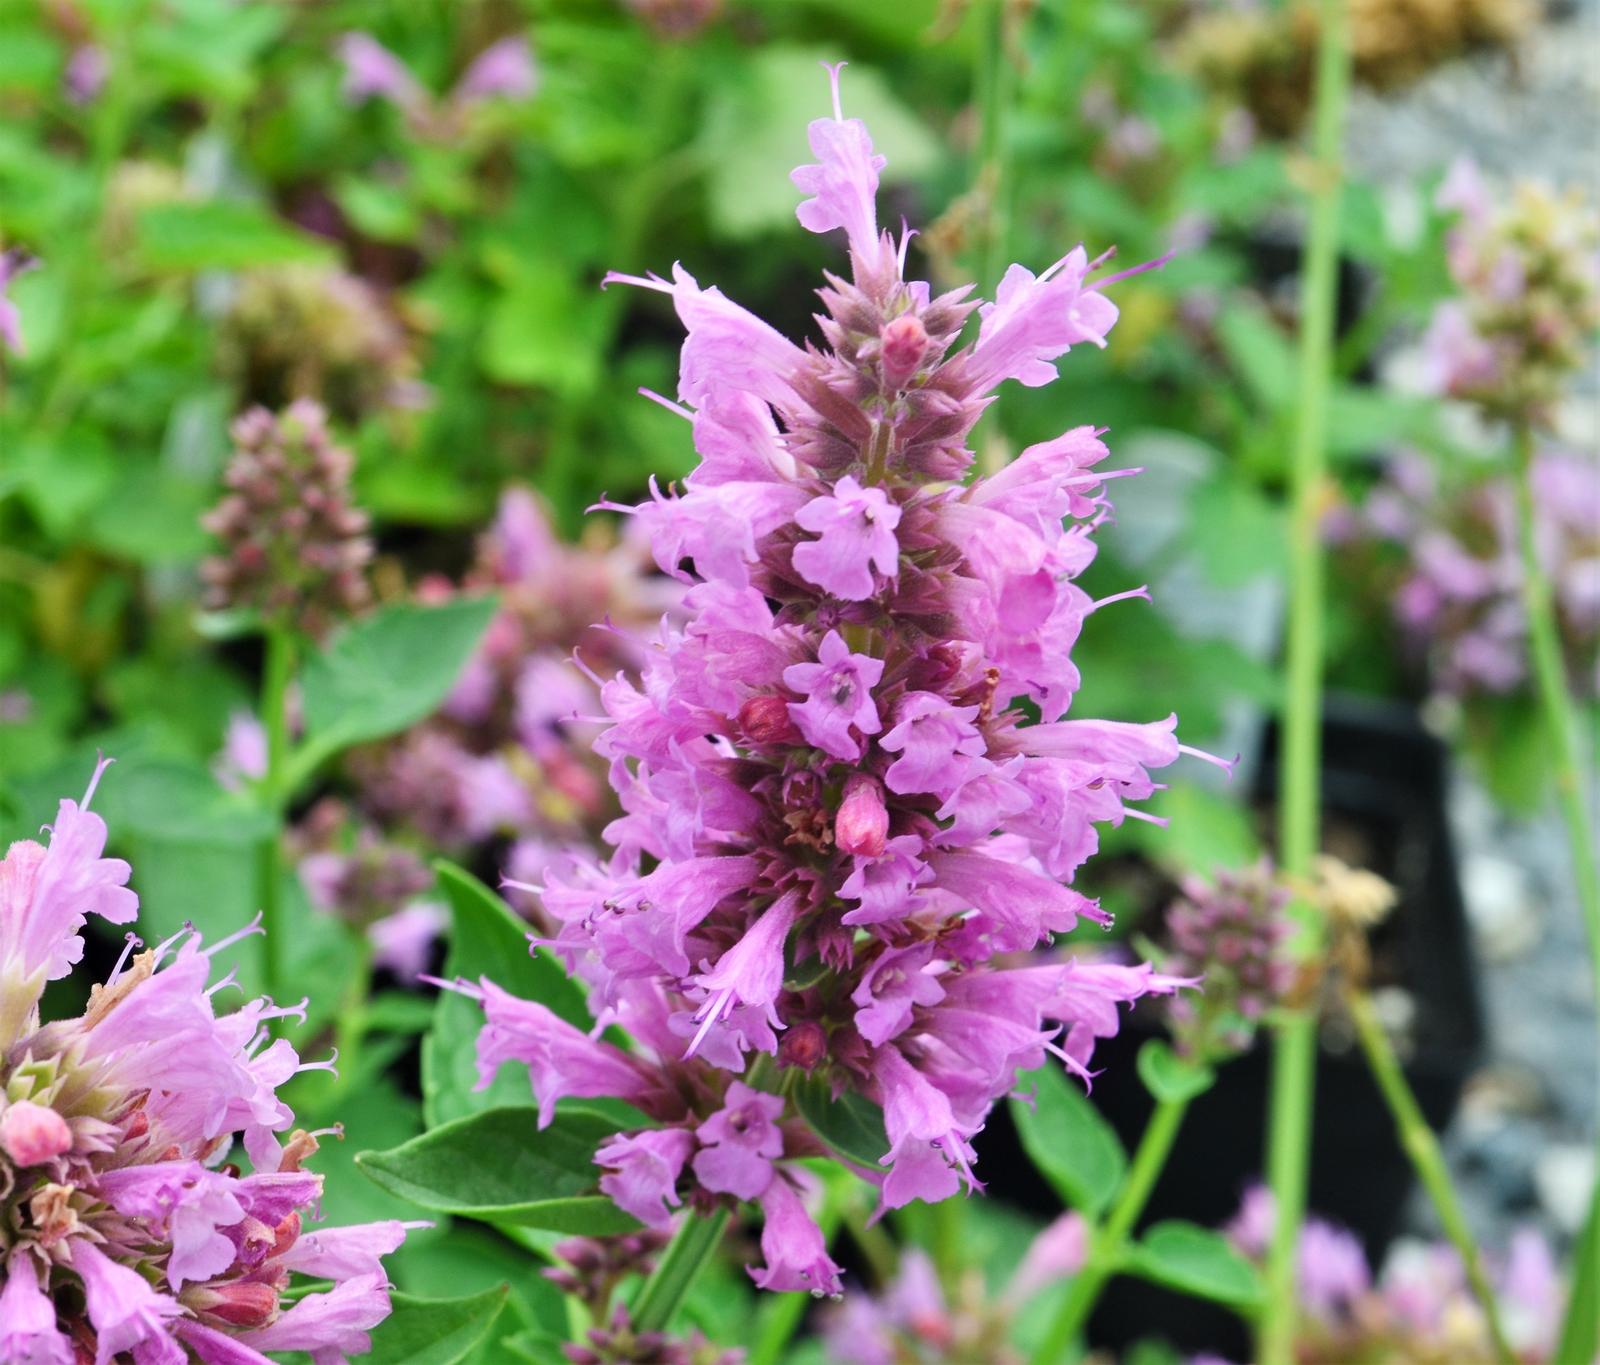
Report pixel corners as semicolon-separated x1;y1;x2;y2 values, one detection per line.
134;200;334;271
1008;1065;1127;1216
364;1286;509;1365
1136;1041;1215;1105
793;1077;889;1170
1126;1221;1263;1309
501;1332;569;1365
1556;1184;1600;1364
421;862;590;1127
1185;477;1286;588
297;597;497;766
356;1105;640;1235
1215;299;1294;413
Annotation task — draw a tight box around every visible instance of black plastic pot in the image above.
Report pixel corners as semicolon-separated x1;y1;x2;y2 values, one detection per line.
976;695;1484;1357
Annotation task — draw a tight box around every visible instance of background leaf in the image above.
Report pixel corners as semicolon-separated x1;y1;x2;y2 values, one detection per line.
1126;1220;1264;1309
364;1286;510;1365
357;1105;640;1235
1008;1065;1128;1216
298;598;498;764
421;862;590;1127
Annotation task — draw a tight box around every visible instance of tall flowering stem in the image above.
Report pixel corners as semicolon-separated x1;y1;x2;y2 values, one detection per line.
464;62;1204;1324
257;625;295;1001
1510;422;1600;1006
1031;1093;1191;1364
1347;990;1517;1365
1260;0;1352;1359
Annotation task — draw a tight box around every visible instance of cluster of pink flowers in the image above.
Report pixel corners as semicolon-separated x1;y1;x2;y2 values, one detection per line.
344;488;678;899
1422;159;1598;423
1162;861;1295;1058
201;401;373;639
0;760;410;1363
1215;1186;1563;1364
339;29;536;137
464;67;1207;1293
1334;450;1599;697
822;1214;1086;1365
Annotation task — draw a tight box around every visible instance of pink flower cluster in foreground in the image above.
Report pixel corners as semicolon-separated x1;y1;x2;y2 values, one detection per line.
463;66;1209;1294
0;760;411;1364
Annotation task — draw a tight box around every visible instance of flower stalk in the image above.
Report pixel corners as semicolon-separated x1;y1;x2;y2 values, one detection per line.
1031;1094;1192;1364
629;1206;732;1334
257;624;296;1001
1509;422;1600;1010
1346;990;1517;1365
1260;0;1352;1358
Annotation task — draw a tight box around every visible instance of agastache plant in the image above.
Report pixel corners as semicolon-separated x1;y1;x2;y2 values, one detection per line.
459;65;1211;1297
0;760;411;1362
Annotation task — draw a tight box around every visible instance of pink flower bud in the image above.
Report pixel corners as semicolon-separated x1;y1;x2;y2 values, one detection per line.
835;775;888;857
879;313;929;391
777;1018;829;1072
185;1279;280;1328
738;694;802;746
0;1100;73;1166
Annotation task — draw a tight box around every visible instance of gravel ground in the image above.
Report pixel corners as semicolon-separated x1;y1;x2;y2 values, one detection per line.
1341;4;1599;1259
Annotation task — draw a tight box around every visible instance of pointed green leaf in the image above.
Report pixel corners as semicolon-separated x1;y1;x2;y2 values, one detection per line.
364;1286;509;1365
1009;1065;1127;1216
357;1105;640;1235
1137;1041;1216;1105
1126;1221;1263;1309
794;1076;888;1170
297;597;498;764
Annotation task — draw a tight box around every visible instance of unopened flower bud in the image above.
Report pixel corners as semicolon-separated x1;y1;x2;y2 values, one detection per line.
738;694;802;746
879;313;929;391
0;1099;73;1166
835;775;888;857
778;1019;829;1072
184;1279;280;1328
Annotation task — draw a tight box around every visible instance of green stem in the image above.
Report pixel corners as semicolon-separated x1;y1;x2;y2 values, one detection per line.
1031;1096;1191;1365
256;627;296;1002
1258;1;1351;1360
1510;422;1600;1011
629;1206;730;1335
1347;991;1516;1365
973;0;1011;296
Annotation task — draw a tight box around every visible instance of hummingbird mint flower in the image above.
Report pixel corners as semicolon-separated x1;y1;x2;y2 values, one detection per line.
1423;159;1599;424
469;63;1205;1288
201;400;374;639
0;759;411;1362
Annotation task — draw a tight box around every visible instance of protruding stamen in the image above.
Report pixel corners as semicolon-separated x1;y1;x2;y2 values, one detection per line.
822;60;847;122
1178;743;1240;780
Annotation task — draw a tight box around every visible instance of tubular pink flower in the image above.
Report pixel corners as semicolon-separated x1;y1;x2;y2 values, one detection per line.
595;1129;694;1228
749;1173;844;1295
791;63;888;270
692;1082;785;1199
792;475;902;600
